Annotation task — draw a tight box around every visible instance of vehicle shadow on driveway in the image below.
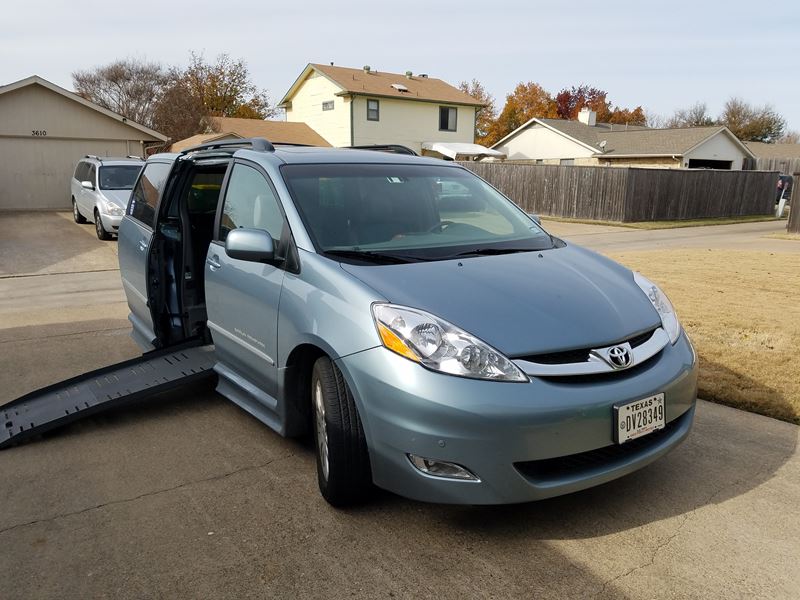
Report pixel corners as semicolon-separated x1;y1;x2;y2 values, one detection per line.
408;376;797;541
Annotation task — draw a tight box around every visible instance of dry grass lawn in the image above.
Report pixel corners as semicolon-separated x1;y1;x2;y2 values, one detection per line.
543;215;781;230
607;249;800;424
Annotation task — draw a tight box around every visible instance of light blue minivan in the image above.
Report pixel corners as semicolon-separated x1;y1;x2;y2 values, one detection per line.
117;139;697;506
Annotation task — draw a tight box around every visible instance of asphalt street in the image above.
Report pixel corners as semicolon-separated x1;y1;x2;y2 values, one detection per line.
0;212;797;599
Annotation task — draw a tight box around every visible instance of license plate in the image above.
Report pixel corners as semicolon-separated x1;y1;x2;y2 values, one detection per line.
614;393;665;444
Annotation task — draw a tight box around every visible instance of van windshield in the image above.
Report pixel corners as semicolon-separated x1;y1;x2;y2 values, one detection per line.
99;165;142;190
281;163;553;262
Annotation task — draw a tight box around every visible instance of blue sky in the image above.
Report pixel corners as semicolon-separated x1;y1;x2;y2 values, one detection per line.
2;0;798;131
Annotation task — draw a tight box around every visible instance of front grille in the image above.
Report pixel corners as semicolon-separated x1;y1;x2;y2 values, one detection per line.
515;328;656;366
514;410;688;482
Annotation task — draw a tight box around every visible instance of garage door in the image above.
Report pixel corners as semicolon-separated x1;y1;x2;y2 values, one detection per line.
0;137;133;210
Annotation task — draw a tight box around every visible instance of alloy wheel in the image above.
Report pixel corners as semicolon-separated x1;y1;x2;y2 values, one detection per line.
314;380;329;481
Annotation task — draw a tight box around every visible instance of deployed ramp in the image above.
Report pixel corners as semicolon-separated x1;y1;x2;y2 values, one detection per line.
1;343;216;449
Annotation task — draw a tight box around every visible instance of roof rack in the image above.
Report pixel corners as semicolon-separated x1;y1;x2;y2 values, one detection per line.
346;144;418;156
84;154;101;161
181;137;275;155
126;155;144;160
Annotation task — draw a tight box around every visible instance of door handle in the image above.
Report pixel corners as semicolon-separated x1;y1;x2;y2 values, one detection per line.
207;256;222;270
138;240;148;252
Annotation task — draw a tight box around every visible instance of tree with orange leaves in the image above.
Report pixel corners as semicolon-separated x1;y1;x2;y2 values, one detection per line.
483;82;558;146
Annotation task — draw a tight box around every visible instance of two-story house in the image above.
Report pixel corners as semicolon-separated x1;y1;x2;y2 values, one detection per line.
279;63;491;158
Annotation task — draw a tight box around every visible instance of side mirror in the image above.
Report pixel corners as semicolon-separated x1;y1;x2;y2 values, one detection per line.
81;180;95;190
527;212;541;225
225;228;275;263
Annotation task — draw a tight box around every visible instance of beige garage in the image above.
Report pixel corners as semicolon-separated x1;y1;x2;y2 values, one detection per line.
0;76;167;210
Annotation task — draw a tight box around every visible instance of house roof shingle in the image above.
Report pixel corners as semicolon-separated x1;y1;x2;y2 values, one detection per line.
744;141;800;159
286;64;483;106
169;117;331;152
505;118;752;158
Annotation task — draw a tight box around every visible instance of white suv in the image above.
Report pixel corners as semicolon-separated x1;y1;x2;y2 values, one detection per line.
71;156;144;239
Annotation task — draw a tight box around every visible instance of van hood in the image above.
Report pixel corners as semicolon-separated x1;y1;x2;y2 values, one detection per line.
340;245;661;357
100;190;132;209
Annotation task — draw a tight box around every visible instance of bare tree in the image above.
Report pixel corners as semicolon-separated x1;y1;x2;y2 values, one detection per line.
151;69;207;143
666;102;715;128
778;130;800;144
72;59;168;128
643;109;667;128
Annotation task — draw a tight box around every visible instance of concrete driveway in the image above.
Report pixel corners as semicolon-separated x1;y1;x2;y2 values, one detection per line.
0;212;798;599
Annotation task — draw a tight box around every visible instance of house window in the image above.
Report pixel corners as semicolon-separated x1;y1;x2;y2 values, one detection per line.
322;100;334;111
367;99;380;121
559;159;575;166
439;106;457;131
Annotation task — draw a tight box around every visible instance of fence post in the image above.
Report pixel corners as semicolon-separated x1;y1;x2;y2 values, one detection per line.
786;173;800;233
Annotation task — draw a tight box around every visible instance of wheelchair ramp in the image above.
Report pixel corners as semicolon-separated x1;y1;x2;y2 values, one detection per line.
0;343;216;450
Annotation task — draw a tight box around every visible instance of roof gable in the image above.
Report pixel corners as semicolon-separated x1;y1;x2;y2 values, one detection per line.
280;63;483;107
0;75;167;141
492;116;754;159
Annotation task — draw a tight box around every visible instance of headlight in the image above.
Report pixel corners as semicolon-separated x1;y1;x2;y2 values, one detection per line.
105;204;124;216
633;272;680;344
371;303;527;382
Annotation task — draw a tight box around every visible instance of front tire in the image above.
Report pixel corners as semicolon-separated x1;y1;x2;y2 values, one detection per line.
94;210;112;240
311;356;372;506
72;198;86;223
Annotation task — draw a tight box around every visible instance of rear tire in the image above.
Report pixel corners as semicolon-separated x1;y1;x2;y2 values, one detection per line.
311;356;372;506
94;209;112;240
72;198;86;223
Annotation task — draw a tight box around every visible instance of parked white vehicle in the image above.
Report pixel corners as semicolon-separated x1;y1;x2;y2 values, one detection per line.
71;155;144;239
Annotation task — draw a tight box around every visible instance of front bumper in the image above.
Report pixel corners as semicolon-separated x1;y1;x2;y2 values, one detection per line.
99;212;123;232
337;331;698;504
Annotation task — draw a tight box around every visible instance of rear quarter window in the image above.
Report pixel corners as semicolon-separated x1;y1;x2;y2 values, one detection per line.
127;162;173;229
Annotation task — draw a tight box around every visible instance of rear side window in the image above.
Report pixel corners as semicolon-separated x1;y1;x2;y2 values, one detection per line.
219;164;284;242
86;164;97;185
74;162;87;180
128;162;172;229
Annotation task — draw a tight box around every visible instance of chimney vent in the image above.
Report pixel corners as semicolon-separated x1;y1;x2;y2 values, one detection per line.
578;107;597;127
405;70;413;78
363;65;371;73
419;73;428;78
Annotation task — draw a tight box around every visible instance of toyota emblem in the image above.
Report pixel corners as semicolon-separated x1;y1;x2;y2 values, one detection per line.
607;345;633;369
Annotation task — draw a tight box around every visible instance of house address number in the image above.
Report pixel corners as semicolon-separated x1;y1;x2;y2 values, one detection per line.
31;130;47;136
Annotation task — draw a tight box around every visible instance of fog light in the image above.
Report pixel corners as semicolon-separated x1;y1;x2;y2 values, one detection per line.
407;454;479;481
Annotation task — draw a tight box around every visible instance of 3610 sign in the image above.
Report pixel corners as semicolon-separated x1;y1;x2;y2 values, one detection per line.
31;130;47;136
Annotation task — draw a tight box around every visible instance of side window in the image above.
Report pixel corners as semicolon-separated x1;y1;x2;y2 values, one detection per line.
86;164;97;186
128;162;172;229
367;99;380;121
219;164;284;242
74;162;86;180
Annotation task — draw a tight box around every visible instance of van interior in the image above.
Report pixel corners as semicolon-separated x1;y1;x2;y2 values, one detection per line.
149;157;229;347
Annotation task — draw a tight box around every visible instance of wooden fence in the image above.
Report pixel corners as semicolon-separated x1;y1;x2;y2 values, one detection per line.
744;156;800;177
458;162;777;222
789;204;800;234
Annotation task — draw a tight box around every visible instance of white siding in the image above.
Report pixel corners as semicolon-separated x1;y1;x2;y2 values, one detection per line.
494;123;595;161
284;72;350;147
683;131;748;169
351;97;475;153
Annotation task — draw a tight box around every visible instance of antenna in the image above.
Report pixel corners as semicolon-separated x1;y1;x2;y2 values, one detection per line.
599;140;607;152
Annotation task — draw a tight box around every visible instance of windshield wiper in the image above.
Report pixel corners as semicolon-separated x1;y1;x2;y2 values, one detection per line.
323;249;420;264
449;247;539;258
